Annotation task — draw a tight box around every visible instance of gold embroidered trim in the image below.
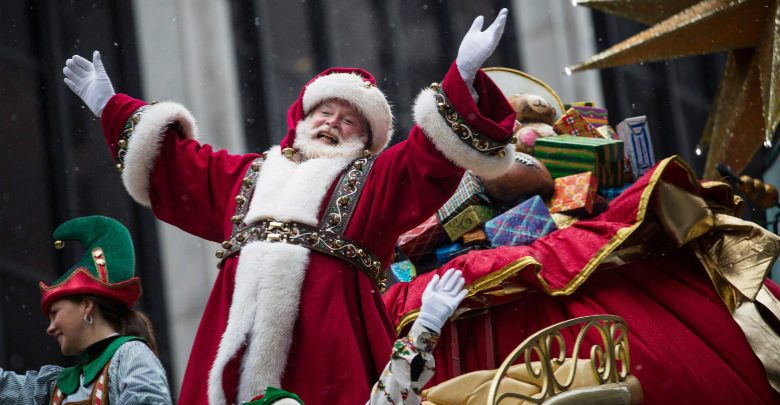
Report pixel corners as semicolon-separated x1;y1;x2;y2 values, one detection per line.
430;82;513;157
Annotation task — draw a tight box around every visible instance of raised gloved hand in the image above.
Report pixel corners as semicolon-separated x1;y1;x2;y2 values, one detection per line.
63;51;115;117
456;8;508;100
416;268;469;334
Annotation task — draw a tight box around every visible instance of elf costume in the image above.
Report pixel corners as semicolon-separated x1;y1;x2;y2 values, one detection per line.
0;215;171;404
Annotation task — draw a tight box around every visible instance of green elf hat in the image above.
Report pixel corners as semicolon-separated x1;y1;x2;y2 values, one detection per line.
39;216;142;313
244;387;304;405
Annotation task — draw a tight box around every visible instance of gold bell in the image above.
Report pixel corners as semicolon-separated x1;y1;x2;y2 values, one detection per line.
115;163;124;173
215;250;225;259
363;150;372;158
282;148;296;159
251;160;262;171
117;139;127;148
430;82;441;91
54;240;65;250
235;195;246;205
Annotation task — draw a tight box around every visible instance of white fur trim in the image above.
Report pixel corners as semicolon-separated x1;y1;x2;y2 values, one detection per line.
208;148;354;403
303;73;393;154
413;88;514;180
121;101;198;206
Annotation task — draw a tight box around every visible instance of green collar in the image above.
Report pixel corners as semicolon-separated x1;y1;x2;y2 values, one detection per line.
56;335;142;394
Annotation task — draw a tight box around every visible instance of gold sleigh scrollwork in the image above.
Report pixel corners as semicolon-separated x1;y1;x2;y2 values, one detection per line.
487;314;630;404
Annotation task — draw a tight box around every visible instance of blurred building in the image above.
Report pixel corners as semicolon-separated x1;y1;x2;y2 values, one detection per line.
1;0;745;398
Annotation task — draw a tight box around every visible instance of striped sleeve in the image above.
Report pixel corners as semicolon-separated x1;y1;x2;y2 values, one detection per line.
108;341;172;405
0;365;61;405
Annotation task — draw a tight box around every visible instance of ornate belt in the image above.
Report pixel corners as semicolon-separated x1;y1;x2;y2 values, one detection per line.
217;218;386;289
215;153;388;290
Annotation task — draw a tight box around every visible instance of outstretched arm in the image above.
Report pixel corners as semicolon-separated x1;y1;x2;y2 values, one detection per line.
0;366;61;405
368;269;467;405
63;52;257;242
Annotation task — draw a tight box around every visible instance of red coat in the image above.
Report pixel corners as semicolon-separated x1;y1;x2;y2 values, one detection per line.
100;63;515;404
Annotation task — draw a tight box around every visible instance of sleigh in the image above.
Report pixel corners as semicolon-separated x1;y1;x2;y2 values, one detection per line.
384;156;780;403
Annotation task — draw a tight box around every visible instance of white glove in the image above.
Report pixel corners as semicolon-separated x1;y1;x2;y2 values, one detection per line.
63;50;115;117
456;8;508;100
416;268;469;334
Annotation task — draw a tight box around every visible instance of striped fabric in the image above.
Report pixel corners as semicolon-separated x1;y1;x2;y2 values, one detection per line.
0;341;171;405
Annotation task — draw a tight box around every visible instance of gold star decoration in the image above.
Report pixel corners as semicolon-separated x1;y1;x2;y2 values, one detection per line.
567;0;780;179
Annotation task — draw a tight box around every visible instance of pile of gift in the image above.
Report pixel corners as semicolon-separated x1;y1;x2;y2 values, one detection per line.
389;99;657;285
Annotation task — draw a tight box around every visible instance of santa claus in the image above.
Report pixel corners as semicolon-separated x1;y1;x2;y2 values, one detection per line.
63;8;525;405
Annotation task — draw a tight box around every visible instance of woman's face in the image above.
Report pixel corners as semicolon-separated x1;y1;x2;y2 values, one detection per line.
46;299;90;356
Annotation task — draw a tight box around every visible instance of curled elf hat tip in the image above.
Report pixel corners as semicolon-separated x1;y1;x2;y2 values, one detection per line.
40;216;142;313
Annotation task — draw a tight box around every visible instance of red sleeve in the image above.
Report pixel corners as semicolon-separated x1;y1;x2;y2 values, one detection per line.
100;94;257;242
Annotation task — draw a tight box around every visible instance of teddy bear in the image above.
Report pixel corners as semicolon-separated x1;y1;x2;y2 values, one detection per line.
508;93;557;154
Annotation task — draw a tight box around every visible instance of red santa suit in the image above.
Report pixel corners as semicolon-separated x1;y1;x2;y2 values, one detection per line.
99;63;516;404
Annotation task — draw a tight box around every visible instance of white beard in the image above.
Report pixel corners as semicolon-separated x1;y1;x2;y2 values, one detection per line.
293;117;367;160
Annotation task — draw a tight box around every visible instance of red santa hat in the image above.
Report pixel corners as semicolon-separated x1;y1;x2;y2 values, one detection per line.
281;68;393;155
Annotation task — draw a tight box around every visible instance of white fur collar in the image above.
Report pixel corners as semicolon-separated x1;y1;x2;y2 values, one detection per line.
208;146;355;404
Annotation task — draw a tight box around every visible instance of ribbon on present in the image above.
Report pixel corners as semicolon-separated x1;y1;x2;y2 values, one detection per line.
549;172;598;214
397;215;448;262
437;171;490;224
552;108;602;138
443;205;495;241
484;196;558;247
533;135;625;188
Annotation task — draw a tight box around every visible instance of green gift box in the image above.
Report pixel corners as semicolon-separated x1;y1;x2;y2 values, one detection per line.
443;205;495;241
533;135;624;188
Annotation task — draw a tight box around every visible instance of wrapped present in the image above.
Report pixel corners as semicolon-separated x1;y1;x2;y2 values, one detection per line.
598;182;634;201
552;108;602;138
390;260;416;283
617;116;655;178
396;215;447;262
436;171;490;224
551;212;578;229
435;243;478;265
571;105;608;128
443;205;495;241
596;125;619;140
484;196;557;247
462;229;489;246
534;135;625;188
549;172;598;214
564;101;595;109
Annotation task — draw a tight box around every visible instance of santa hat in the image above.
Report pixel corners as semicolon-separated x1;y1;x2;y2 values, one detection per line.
39;216;142;313
280;68;393;155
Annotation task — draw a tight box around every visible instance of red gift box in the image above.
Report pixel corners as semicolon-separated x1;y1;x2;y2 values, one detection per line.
553;108;602;138
549;171;598;214
397;215;447;262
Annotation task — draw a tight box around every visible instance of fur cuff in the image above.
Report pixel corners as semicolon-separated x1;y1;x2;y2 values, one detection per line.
121;102;199;206
413;88;513;180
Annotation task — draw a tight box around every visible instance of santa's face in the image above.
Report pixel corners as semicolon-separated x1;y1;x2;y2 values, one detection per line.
294;99;370;159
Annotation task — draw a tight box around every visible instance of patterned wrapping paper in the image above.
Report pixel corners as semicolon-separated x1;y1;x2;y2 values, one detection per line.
571;105;609;128
596;125;619;140
390;260;417;283
552;108;602;138
436;171;490;224
396;215;448;262
484;195;558;247
533;135;625;188
549;171;598;214
617;116;656;178
442;205;495;241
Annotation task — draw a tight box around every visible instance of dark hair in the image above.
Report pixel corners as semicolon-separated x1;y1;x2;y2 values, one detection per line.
66;295;159;355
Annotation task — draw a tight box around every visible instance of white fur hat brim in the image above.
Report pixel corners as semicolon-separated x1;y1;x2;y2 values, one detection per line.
302;72;393;154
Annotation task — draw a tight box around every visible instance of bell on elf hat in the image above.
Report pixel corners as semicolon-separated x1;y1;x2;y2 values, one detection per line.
39;215;142;313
